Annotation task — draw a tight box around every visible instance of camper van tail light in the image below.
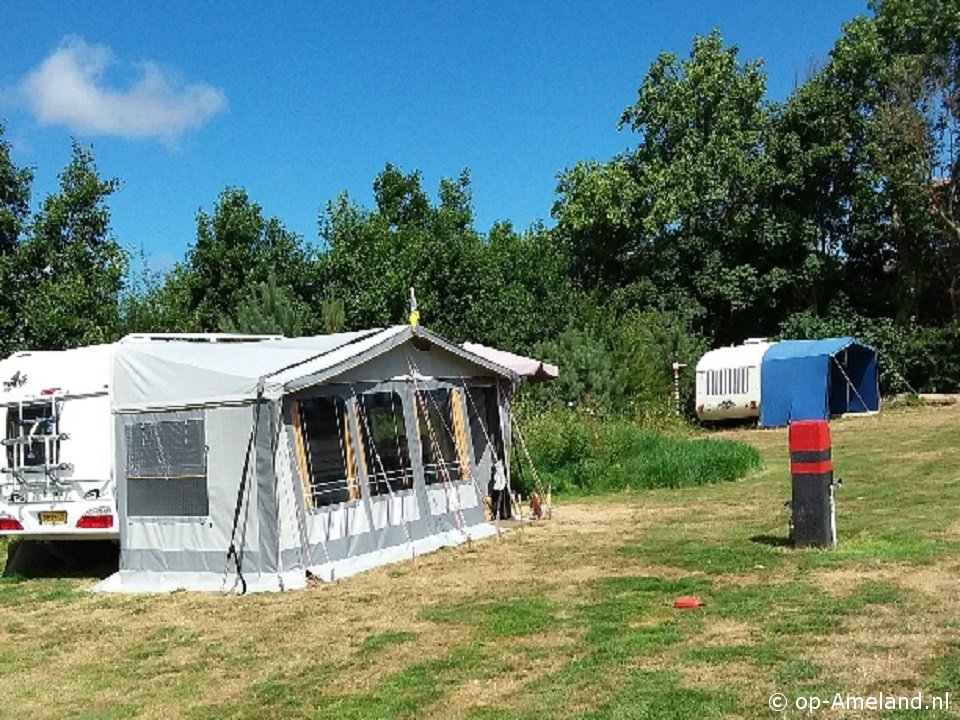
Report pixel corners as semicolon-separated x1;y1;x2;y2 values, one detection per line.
40;388;60;396
0;513;23;531
76;507;114;529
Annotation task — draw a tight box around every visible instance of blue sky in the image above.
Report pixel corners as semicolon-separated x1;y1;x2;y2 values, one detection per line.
2;1;868;274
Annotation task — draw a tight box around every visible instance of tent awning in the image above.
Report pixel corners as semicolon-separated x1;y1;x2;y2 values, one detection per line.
461;342;559;383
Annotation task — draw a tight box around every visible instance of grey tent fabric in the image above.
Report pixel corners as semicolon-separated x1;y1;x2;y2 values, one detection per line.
95;326;517;593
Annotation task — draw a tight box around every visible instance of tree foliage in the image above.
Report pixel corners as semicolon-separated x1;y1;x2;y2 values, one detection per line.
10;141;126;351
554;31;802;343
0;124;32;256
180;188;316;332
220;271;308;337
321;165;573;349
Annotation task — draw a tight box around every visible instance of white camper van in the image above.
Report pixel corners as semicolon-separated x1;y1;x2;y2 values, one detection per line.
0;344;116;538
695;339;772;422
0;335;280;541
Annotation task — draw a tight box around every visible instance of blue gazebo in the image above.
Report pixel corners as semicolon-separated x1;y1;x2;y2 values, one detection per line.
759;337;880;428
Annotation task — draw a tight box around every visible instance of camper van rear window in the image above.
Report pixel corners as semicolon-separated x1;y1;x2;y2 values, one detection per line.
297;396;359;508
125;415;208;517
6;403;59;470
357;392;413;496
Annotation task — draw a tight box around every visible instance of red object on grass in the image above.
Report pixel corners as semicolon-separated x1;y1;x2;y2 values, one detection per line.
673;596;705;609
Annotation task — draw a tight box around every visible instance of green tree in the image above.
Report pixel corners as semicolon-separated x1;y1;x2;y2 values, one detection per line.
0;124;32;255
11;141;126;350
181;187;316;332
769;70;863;316
531;308;707;419
466;221;574;353
119;252;200;334
220;271;308;336
321;164;575;350
321;164;486;338
785;0;960;323
0;126;34;353
320;297;345;333
554;31;798;343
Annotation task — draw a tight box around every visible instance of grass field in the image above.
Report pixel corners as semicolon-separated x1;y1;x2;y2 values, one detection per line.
2;404;960;719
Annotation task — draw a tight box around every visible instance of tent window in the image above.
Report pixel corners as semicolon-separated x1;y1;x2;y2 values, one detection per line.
357;392;412;496
298;396;360;507
416;388;470;485
126;415;208;517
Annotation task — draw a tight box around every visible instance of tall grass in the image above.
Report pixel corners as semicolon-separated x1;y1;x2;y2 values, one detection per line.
517;410;762;495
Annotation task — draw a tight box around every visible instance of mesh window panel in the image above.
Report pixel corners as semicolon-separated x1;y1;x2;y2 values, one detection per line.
126;415;208;517
127;477;209;517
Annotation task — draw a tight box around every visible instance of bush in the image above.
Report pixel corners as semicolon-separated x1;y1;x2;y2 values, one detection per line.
514;409;762;495
525;307;708;420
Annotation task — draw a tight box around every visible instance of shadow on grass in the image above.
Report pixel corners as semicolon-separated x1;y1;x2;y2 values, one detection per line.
749;534;792;548
3;539;118;579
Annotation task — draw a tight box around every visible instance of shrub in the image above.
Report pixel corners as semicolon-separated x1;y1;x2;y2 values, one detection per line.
514;409;762;495
525;307;708;420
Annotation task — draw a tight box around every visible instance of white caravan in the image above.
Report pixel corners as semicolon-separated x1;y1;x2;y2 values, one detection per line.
0;335;280;541
695;339;772;422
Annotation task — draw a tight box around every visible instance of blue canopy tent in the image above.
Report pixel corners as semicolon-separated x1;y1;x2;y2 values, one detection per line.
759;337;880;428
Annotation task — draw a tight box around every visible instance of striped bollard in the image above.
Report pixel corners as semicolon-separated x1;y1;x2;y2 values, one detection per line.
788;420;837;548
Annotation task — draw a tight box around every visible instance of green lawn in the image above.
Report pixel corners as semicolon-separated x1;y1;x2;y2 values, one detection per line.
2;404;960;719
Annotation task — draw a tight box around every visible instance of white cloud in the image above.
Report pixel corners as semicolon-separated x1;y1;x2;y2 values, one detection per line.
18;37;227;143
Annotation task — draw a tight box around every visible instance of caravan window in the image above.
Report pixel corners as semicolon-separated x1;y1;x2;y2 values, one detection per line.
356;392;412;496
126;415;208;517
297;396;360;507
416;388;472;485
706;367;749;396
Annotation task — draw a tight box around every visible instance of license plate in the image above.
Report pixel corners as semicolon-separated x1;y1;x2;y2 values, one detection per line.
39;511;67;525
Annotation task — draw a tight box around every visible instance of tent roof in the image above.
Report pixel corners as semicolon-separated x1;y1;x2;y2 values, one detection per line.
695;341;772;372
461;342;559;383
762;337;870;362
112;325;517;412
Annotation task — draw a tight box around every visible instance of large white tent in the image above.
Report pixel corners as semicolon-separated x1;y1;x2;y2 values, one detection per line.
95;325;518;593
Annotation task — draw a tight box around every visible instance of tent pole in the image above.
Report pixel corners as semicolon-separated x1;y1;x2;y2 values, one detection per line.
846;349;850;410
